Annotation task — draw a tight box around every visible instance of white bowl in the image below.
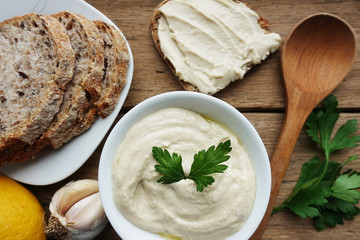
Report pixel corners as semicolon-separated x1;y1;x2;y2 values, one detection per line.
98;91;271;240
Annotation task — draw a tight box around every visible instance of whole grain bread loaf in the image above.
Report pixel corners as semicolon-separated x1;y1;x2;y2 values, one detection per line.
0;13;75;165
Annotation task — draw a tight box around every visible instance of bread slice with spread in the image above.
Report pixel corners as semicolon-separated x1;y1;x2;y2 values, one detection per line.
151;0;281;95
0;13;75;165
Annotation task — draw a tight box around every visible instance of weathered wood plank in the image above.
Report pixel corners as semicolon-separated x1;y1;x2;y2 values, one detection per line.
24;1;360;239
86;0;360;110
28;112;360;239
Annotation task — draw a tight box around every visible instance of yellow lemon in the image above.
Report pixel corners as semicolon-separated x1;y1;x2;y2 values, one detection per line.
0;174;46;240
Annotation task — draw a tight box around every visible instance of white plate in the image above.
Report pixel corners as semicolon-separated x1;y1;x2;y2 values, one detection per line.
0;0;134;185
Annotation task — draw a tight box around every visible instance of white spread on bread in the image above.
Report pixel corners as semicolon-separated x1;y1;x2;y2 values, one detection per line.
112;108;256;240
157;0;281;94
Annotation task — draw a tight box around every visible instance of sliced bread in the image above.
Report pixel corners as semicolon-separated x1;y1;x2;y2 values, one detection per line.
94;20;129;118
57;20;131;146
0;12;130;165
150;0;281;95
0;13;75;165
41;11;105;149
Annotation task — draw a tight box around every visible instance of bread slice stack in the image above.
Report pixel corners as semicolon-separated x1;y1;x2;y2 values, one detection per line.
0;12;129;166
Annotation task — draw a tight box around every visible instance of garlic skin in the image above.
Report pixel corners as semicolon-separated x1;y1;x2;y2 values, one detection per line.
46;179;108;240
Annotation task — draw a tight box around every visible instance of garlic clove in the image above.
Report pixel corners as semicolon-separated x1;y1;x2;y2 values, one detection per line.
53;179;99;216
65;192;106;230
46;179;107;240
65;192;107;240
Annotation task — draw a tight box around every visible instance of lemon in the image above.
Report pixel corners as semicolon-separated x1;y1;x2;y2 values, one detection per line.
0;174;46;240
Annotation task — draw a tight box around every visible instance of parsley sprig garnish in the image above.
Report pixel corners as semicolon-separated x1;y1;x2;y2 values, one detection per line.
153;140;232;192
272;95;360;230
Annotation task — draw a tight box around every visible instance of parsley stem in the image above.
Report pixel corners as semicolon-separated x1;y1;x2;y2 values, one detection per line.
271;204;287;215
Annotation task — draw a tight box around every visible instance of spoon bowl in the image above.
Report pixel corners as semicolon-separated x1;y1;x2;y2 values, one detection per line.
251;13;357;239
282;13;357;94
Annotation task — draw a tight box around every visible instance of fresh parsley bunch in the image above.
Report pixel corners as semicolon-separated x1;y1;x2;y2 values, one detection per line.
152;140;231;192
272;95;360;230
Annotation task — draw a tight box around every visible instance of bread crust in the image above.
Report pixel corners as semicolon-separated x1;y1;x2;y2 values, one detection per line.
94;20;129;118
150;0;273;95
70;13;105;99
150;0;198;92
0;13;75;165
62;20;130;143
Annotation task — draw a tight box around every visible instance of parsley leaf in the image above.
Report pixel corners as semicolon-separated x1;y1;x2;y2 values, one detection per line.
153;147;185;184
272;95;360;231
331;173;360;203
330;119;360;153
272;157;331;218
276;182;330;218
188;140;231;192
153;140;232;192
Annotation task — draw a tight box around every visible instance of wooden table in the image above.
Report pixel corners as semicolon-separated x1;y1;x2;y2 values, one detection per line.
26;0;360;239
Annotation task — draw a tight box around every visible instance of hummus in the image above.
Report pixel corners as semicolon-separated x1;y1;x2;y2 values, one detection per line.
157;0;281;94
112;108;256;240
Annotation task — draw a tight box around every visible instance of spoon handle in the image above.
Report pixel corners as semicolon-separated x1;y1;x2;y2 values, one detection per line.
250;100;313;239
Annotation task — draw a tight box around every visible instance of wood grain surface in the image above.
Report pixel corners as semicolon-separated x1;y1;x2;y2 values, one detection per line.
22;0;360;239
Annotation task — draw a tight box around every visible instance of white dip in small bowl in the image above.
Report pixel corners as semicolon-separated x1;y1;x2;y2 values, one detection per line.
99;91;270;240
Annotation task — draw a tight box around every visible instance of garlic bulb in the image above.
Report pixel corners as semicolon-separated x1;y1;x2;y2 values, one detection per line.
45;179;107;240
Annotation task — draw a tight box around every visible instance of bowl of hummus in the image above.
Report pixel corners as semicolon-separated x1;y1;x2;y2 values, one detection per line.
99;91;271;240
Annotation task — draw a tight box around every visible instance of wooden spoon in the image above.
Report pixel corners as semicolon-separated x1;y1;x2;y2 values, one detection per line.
251;13;357;239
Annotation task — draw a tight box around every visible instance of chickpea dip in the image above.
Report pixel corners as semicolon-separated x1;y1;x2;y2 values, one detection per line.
112;108;256;240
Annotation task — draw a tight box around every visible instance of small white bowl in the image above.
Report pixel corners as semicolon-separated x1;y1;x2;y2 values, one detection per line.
98;91;270;240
